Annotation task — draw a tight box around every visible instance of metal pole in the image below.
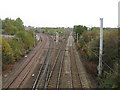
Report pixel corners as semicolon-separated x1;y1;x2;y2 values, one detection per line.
56;31;58;42
98;18;103;76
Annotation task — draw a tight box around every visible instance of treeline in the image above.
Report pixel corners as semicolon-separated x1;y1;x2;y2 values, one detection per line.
2;18;36;70
36;27;68;35
73;25;119;88
2;18;25;35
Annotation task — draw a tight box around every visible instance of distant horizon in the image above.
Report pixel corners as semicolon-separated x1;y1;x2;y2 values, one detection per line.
0;17;118;28
0;17;118;29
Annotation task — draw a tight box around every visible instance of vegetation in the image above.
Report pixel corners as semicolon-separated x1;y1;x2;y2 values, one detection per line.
15;31;35;50
2;18;35;71
2;37;15;70
98;72;118;88
73;25;87;42
2;18;25;35
2;18;68;71
73;25;87;35
36;27;68;35
35;27;68;42
73;26;119;88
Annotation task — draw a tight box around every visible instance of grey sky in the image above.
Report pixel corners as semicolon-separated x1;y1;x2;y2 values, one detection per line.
0;0;119;27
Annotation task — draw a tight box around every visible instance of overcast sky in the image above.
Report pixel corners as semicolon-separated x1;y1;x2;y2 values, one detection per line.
0;0;119;27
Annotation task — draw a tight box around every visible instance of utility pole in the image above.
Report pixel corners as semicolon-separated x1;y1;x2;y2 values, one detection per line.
56;31;58;42
98;18;103;76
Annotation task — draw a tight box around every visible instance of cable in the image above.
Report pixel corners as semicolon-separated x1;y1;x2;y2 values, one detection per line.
81;38;99;58
102;61;115;73
79;37;117;73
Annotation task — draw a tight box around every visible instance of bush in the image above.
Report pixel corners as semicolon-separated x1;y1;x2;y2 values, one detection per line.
74;25;87;36
77;28;119;88
8;38;26;61
2;18;36;71
103;30;118;68
2;38;15;70
78;30;118;66
78;30;99;62
99;72;118;88
84;61;97;76
16;31;35;50
2;18;24;35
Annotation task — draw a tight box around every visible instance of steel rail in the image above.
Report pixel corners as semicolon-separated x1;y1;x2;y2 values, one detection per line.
44;34;69;89
32;35;53;89
3;34;47;89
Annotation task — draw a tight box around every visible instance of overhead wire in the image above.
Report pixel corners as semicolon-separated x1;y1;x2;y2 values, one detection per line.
78;35;116;73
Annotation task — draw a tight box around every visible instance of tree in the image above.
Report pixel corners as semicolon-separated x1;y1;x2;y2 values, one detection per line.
73;25;87;41
5;23;18;35
74;25;87;35
9;38;26;60
16;31;34;50
2;18;18;35
2;38;15;65
2;18;25;35
14;18;25;31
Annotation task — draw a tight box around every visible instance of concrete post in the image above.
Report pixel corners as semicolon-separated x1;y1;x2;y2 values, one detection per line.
98;18;103;76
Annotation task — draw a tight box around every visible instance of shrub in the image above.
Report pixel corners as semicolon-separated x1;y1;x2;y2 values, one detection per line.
78;30;99;62
8;38;26;61
16;31;35;50
74;25;87;36
78;30;118;65
99;72;118;88
84;61;97;76
78;28;119;88
2;38;15;70
103;30;118;68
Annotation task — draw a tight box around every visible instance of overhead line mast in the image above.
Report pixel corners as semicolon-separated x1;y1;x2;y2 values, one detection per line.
98;18;103;76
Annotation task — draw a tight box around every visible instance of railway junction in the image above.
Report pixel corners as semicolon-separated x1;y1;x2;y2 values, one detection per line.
2;31;92;89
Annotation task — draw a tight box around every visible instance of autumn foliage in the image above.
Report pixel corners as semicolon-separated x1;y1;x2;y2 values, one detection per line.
2;18;35;71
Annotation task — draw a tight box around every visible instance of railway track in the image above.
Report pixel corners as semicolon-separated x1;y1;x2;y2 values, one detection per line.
70;45;82;88
68;34;91;88
32;34;69;89
72;35;91;88
59;35;73;88
32;35;55;89
44;34;69;89
18;34;50;88
73;42;91;88
35;33;91;88
2;33;49;89
3;32;91;89
58;33;91;89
